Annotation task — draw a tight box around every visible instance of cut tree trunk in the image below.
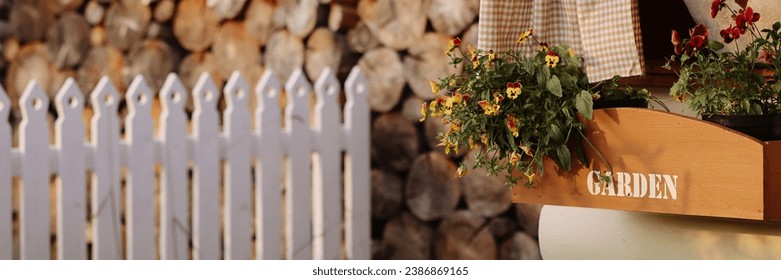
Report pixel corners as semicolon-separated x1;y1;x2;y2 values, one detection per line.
90;25;108;46
498;232;541;260
280;0;318;38
46;12;91;69
5;42;55;110
371;169;403;220
435;210;497;260
244;0;278;47
381;212;433;260
514;203;543;239
488;217;518;241
328;3;359;32
264;29;304;83
371;113;419;173
403;32;459;100
212;21;261;82
357;47;404;113
357;0;426;50
346;22;379;53
84;0;106;25
0;21;12;39
105;1;152;50
126;39;176;91
46;0;84;15
304;27;342;80
3;37;20;61
173;0;220;52
425;0;479;36
10;0;55;43
77;46;125;96
405;152;462;221
153;0;176;22
206;0;247;20
462;167;512;217
178;51;224;112
401;96;425;124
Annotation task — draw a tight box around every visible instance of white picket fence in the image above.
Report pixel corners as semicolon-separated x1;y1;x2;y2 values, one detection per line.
0;67;371;260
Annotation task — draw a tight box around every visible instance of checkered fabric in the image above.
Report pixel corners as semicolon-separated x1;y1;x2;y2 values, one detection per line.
477;0;644;83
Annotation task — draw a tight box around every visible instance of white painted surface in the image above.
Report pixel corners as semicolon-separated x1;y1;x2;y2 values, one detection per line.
540;205;781;259
0;68;369;260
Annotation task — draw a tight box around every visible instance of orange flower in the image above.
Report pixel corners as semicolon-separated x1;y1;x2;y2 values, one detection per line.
516;28;533;44
478;100;500;116
509;152;521;164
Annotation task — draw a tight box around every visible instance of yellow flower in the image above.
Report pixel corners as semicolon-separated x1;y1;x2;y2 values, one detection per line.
446;37;461;55
509;152;521;164
480;134;489;145
456;167;469;177
675;94;686;102
478;100;499;116
419;102;427;122
592;93;601;100
525;171;535;183
545;51;560;68
468;138;476;149
520;142;533;156
516;28;533;44
493;91;505;103
567;48;576;57
467;45;477;59
438;140;457;155
506;115;519;137
487;50;496;62
429;80;440;95
539;42;549;52
449;122;461;133
471;55;480;68
505;82;522;99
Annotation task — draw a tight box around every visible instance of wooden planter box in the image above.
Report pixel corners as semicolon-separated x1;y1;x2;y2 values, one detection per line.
512;108;781;221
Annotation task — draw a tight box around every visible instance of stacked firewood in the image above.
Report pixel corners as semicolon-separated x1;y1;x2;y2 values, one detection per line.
0;0;542;260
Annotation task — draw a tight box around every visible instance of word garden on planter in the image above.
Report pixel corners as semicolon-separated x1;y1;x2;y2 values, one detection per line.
0;67;370;260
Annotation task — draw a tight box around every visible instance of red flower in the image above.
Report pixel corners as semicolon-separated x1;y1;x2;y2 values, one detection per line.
685;35;706;55
735;7;760;34
689;24;709;39
711;0;725;18
671;30;684;55
719;25;741;43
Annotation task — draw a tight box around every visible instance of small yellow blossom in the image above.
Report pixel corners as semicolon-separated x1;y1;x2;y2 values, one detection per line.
487;50;496;62
509;152;521;164
516;28;533;44
478;100;500;116
675;94;686;102
480;134;489;145
429;80;440;95
592;93;601;100
539;42;549;52
456;167;469;177
520;143;533;157
467;45;477;59
468;138;476;149
471;55;480;68
545;51;560;68
493;91;505;103
567;48;576;57
506;82;522;99
506;115;520;137
446;38;461;55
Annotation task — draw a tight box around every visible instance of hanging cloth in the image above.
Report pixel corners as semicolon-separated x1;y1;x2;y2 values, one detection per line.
477;0;645;83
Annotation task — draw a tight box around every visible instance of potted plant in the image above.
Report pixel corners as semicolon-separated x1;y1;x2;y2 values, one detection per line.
590;75;668;110
666;0;781;140
421;31;612;186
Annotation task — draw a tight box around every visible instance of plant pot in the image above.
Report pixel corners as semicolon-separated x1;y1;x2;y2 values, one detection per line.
593;98;648;109
701;114;781;141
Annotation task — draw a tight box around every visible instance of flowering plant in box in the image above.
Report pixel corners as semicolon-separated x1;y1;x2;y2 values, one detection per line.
421;30;610;187
665;0;781;116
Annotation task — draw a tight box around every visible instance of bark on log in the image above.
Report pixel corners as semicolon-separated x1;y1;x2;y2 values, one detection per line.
5;43;54;110
405;152;462;221
264;29;304;83
305;27;342;80
85;0;106;25
153;0;175;22
77;46;125;96
371;113;419;173
105;1;152;50
514;203;543;239
401;96;425;124
328;3;359;32
173;0;220;52
280;0;318;38
425;0;479;36
46;0;84;15
462;167;512;217
357;0;426;50
10;0;55;43
244;0;278;47
126;39;176;91
498;232;542;260
212;21;261;78
0;21;12;40
47;12;90;69
371;169;403;220
346;22;379;53
488;217;518;241
357;47;404;113
404;33;459;100
179;52;224;112
423;116;466;159
206;0;247;20
435;210;497;260
90;25;108;46
381;212;433;260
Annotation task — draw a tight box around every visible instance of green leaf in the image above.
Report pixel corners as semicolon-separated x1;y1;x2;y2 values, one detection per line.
708;40;724;51
546;76;563;97
548;123;563;143
774;22;781;32
575;140;589;168
555;145;571;171
537;65;551;85
575;90;594;120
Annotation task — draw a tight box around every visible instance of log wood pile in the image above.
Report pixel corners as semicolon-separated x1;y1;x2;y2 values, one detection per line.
0;0;542;260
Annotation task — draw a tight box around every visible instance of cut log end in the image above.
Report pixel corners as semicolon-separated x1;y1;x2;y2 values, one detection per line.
371;113;419;173
381;212;434;260
173;0;220;52
357;47;404;113
435;210;497;260
371;169;403;220
499;232;541;260
405;152;462;221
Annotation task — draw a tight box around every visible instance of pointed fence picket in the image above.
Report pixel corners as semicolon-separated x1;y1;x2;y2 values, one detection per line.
0;67;370;260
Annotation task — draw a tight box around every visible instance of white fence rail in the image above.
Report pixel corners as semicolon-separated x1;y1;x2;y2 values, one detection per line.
0;67;371;260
